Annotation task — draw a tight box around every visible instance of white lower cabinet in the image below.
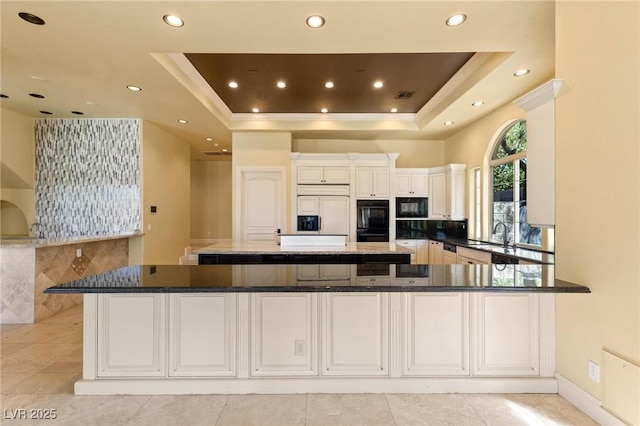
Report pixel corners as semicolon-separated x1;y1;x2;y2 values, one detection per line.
169;294;236;377
251;293;318;376
97;294;166;377
322;293;389;375
403;293;469;376
472;293;540;376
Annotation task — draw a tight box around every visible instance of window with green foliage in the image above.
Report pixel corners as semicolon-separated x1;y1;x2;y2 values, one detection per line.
490;120;541;247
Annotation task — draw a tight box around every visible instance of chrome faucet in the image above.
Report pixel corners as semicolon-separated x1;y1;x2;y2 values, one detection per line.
28;222;43;238
492;222;509;247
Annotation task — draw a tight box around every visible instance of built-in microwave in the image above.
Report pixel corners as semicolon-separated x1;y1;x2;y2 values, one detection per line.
297;215;319;232
396;197;428;218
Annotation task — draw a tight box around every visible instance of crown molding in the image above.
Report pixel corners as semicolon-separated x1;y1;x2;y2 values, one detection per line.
514;79;563;111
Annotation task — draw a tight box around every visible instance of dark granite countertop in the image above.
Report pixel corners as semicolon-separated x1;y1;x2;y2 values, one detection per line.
407;236;555;264
44;264;589;294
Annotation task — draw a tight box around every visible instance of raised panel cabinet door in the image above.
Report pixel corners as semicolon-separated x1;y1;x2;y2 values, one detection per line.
297;166;324;184
472;293;540;376
428;172;447;218
297;196;320;215
372;167;390;197
355;167;374;198
251;293;318;376
428;240;443;265
395;173;412;195
416;240;429;264
322;293;389;375
403;293;469;376
169;294;236;377
322;166;350;184
449;169;466;220
319;196;349;235
410;174;429;196
97;294;165;377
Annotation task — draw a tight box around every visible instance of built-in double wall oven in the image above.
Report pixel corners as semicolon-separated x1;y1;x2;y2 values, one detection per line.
357;200;390;242
395;197;429;239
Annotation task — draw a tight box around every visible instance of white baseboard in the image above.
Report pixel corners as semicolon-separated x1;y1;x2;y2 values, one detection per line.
555;373;627;426
75;377;558;396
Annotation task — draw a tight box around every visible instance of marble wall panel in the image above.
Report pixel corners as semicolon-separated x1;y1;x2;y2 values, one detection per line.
34;238;129;321
0;247;36;323
34;119;141;238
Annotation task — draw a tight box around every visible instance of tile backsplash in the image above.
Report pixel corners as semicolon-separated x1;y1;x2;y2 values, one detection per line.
34;119;141;238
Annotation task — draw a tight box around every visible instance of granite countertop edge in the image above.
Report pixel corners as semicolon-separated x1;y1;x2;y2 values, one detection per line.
45;284;590;294
0;232;144;248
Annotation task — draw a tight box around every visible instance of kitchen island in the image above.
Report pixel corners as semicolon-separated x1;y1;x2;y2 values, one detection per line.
194;240;413;264
45;263;589;395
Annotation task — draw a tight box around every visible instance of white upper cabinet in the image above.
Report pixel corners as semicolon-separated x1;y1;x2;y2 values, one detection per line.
356;167;390;198
396;170;429;196
428;165;466;220
297;166;350;184
514;79;562;228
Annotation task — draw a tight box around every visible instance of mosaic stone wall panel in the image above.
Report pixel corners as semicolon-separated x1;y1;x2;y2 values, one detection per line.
35;238;129;321
34;119;141;238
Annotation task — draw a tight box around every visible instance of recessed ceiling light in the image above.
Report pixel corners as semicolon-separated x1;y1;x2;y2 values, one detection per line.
471;101;484;107
39;110;52;115
276;81;287;89
29;93;44;99
514;69;531;77
446;13;467;27
252;108;260;113
222;148;228;152
373;81;384;89
444;121;455;126
306;15;325;28
127;85;142;92
213;143;219;147
0;94;8;98
320;108;328;113
18;12;45;25
31;75;46;81
163;14;184;27
228;81;239;89
324;81;334;89
71;111;84;115
178;119;188;124
206;137;213;141
390;108;398;113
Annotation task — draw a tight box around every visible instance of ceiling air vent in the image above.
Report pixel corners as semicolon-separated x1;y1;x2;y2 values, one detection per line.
395;91;415;99
202;151;232;156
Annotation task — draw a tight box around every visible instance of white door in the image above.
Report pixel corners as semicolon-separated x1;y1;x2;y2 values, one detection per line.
239;169;285;242
372;167;390;197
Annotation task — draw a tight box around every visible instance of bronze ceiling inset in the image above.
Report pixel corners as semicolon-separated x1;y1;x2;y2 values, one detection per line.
185;53;474;114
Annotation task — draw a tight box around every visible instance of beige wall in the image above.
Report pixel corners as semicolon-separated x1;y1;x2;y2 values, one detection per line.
191;160;232;239
554;0;640;413
294;138;445;168
444;103;525;168
140;121;191;264
0;109;35;232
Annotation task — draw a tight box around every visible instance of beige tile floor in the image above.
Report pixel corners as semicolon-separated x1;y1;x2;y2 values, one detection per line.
1;305;599;426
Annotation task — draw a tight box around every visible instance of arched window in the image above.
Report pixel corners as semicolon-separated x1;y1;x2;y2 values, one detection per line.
489;120;541;247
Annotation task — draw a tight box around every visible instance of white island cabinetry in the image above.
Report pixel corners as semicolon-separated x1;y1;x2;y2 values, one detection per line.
80;291;555;394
